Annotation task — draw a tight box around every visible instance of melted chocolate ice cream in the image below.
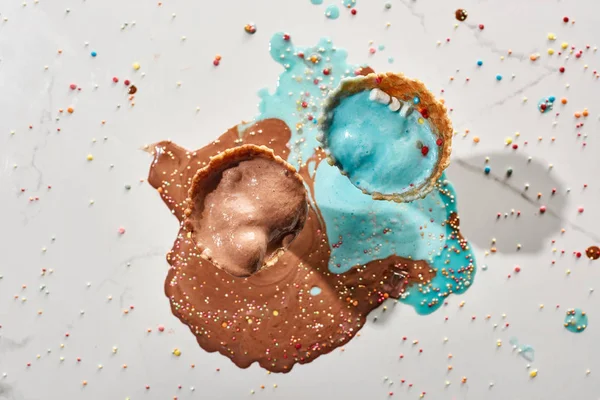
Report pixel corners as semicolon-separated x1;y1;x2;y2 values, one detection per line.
184;145;308;277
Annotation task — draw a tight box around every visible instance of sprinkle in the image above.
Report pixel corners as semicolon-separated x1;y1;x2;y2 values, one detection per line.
91;51;97;57
86;154;94;161
244;23;257;34
529;370;538;378
496;74;502;81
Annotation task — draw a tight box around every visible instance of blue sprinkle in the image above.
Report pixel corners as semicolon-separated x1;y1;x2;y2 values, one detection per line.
477;60;483;66
548;96;556;103
496;74;502;81
310;286;322;296
484;166;491;174
413;97;420;105
388;57;394;64
91;51;97;57
378;44;385;51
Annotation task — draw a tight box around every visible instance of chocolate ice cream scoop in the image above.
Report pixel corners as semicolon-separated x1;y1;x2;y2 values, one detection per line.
183;145;308;277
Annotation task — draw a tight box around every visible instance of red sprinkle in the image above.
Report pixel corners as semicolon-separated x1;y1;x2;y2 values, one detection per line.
436;138;443;146
563;16;569;23
69;84;77;90
421;146;430;156
124;79;131;86
478;24;484;30
323;68;330;76
112;77;119;83
213;59;220;66
283;33;291;41
351;8;357;15
559;67;565;73
540;206;547;213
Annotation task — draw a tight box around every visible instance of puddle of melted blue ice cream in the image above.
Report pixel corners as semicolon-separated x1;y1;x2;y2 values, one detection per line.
325;91;439;195
253;32;475;315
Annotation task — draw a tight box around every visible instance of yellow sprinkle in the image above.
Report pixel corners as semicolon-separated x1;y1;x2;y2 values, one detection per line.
86;154;94;161
505;137;513;145
547;33;556;40
173;348;181;356
273;310;279;316
548;48;555;55
496;340;502;347
529;369;538;378
561;42;568;49
133;62;141;70
418;118;424;124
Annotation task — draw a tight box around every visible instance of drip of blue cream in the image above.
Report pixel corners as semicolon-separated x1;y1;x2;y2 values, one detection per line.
325;91;439;195
538;95;555;114
564;308;588;333
325;4;340;19
255;32;476;315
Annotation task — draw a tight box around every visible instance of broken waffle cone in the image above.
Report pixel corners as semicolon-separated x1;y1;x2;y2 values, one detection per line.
183;144;309;277
318;72;453;203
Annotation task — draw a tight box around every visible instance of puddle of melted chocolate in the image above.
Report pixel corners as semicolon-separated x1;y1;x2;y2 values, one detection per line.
147;118;441;372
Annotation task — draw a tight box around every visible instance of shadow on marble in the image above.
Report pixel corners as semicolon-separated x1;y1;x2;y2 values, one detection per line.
447;151;566;254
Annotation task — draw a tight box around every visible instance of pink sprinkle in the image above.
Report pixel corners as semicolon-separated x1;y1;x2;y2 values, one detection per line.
158;325;165;332
369;48;376;54
578;207;584;213
118;227;126;234
540;206;546;213
70;84;77;90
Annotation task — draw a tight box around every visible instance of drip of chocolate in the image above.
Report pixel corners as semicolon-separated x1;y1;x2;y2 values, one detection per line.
586;246;600;260
455;8;468;21
183;145;308;277
146;119;437;372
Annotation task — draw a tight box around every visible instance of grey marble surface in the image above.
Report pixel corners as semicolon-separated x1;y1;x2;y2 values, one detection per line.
1;0;599;399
